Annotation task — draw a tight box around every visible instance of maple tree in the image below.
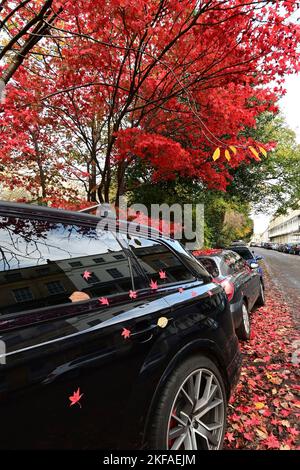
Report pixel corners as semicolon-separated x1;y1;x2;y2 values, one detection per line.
0;1;62;87
0;1;299;203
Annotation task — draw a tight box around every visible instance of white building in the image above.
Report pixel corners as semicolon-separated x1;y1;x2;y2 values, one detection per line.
268;208;300;243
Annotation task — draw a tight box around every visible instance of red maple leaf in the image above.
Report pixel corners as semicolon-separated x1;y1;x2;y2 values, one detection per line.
263;434;280;449
121;328;131;339
82;270;92;280
159;270;167;279
288;427;298;436
98;297;109;306
150;279;158;290
226;432;235;443
69;388;83;408
191;291;197;297
178;287;184;293
129;290;137;299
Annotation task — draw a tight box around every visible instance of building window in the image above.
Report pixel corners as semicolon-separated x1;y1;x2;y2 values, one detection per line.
69;261;83;268
113;254;124;260
106;268;123;279
37;267;50;275
152;259;167;269
46;281;65;295
93;257;105;264
13;287;34;303
5;272;22;282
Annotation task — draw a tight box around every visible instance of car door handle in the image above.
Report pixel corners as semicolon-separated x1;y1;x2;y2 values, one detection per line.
131;324;159;342
131;317;173;343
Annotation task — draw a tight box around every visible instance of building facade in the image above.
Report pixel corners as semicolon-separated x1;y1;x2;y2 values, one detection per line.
268;208;300;243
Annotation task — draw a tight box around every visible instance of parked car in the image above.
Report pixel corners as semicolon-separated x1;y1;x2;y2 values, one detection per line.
230;240;246;246
282;243;294;254
266;242;274;249
290;243;300;255
228;245;264;283
277;244;286;252
193;249;265;341
0;202;241;450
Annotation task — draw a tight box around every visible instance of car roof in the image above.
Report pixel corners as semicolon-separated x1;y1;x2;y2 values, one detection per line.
229;245;251;250
0;201;169;240
194;249;235;259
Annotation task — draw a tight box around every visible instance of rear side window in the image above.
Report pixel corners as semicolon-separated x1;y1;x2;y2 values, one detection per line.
231;247;253;260
126;235;195;286
0;216;133;316
197;257;219;278
222;251;245;274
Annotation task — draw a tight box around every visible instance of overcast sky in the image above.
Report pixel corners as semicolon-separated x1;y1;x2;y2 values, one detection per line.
280;74;300;144
252;73;300;235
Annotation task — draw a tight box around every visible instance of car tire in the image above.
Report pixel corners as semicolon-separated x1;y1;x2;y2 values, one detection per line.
147;355;227;450
236;301;251;341
256;281;265;307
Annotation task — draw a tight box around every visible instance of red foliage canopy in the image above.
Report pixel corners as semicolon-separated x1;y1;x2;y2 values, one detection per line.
0;1;299;201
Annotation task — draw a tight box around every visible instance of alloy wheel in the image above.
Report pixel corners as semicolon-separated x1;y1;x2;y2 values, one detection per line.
242;303;250;335
260;283;265;304
166;368;225;450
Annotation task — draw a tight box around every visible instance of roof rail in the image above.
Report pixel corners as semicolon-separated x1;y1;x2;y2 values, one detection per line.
77;204;100;214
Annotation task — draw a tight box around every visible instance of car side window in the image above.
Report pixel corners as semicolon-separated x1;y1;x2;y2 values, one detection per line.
221;252;239;274
197;257;219;278
0;216;133;316
126;235;195;286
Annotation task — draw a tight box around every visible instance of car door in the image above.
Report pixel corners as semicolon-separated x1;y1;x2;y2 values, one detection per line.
0;213;172;449
221;251;252;303
234;254;259;309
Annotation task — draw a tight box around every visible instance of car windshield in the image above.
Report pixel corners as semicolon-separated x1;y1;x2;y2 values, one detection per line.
230;247;253;260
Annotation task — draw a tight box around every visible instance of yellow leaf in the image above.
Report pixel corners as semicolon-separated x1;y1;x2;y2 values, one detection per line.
270;376;282;385
256;428;268;440
281;420;290;427
249;146;261;161
258;146;267;157
157;317;169;328
280;444;290;450
254;402;265;410
212;147;221;161
225;150;231;161
229;145;237;155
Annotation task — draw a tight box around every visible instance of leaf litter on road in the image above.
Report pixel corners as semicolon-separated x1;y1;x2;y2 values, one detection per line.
224;267;300;450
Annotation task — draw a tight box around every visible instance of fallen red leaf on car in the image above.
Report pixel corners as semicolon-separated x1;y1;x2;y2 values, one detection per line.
121;328;131;339
98;297;109;306
82;271;92;280
159;270;167;279
150;279;158;290
129;290;137;299
69;388;83;408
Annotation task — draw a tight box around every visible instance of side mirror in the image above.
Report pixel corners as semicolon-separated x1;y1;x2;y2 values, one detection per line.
250;262;259;269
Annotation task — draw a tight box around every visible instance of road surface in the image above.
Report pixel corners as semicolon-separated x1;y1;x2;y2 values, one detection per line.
253;247;300;328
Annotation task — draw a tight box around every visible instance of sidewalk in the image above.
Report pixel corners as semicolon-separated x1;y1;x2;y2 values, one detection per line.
224;265;300;450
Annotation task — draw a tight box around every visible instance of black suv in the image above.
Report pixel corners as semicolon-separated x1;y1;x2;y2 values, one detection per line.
0;202;241;450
